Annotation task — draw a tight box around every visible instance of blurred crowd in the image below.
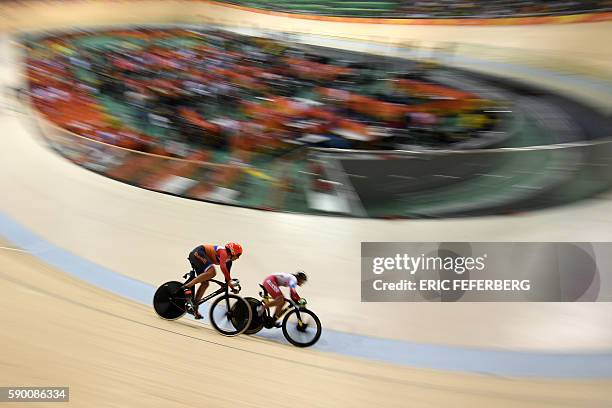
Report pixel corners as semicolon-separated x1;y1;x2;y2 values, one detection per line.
26;29;501;162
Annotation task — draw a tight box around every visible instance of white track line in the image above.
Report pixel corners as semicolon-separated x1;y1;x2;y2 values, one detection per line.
0;246;29;253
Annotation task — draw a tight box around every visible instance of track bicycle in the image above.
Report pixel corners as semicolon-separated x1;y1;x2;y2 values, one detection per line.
243;284;322;347
153;271;252;336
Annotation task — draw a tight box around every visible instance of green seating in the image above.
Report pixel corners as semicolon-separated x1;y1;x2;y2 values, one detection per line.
334;2;397;10
332;8;390;15
222;0;401;16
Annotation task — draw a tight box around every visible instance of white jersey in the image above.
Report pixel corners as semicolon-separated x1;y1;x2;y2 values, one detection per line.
274;273;298;289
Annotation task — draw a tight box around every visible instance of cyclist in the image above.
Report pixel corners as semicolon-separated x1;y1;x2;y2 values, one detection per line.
257;271;307;327
182;242;243;319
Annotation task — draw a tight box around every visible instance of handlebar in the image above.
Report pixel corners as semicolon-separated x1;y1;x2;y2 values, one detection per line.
283;297;307;309
230;278;242;294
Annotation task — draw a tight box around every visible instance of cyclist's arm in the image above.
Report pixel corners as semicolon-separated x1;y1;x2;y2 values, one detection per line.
218;250;232;282
288;279;300;302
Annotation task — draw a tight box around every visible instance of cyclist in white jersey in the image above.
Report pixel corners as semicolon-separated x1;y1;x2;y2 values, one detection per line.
257;271;307;327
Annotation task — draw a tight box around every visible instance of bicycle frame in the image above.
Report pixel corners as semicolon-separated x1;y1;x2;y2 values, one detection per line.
183;272;231;306
261;292;306;325
195;279;229;306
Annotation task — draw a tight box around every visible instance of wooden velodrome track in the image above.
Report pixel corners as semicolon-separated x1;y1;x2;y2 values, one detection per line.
1;238;611;407
1;2;612;406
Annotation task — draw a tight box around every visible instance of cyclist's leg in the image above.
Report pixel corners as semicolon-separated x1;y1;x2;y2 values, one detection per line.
194;265;216;303
188;266;215;319
262;277;284;319
185;248;213;289
270;296;285;320
184;249;213;318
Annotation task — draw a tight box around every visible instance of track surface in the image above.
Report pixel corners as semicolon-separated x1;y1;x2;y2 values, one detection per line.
2;241;611;407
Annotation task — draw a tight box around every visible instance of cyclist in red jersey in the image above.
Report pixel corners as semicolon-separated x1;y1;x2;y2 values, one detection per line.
182;242;243;319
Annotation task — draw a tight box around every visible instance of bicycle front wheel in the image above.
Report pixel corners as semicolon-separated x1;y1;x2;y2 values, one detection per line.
209;294;253;336
282;309;322;347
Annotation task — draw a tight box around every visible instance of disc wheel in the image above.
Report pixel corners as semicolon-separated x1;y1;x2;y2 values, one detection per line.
243;297;265;335
282;309;322;347
153;281;187;320
209;294;252;336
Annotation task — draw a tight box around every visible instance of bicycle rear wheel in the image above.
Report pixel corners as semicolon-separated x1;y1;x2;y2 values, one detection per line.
153;281;186;320
243;297;265;335
282;309;322;347
209;294;252;336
